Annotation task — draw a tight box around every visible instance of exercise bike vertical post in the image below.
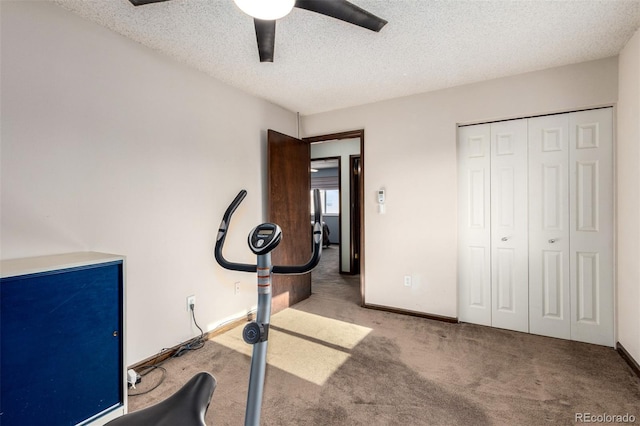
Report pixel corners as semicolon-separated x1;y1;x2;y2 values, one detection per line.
244;252;272;426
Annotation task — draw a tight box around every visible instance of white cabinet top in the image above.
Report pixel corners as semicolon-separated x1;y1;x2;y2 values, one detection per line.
1;252;125;278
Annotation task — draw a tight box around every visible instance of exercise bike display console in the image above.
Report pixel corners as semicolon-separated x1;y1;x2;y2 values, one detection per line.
214;189;323;426
248;223;282;254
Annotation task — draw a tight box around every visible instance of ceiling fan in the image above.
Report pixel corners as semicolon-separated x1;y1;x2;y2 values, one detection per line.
128;0;388;62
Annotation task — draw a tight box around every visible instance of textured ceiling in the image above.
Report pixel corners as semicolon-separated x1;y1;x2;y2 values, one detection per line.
52;0;640;115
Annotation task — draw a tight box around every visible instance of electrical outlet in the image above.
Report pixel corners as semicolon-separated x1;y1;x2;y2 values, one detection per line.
235;282;241;295
404;275;412;287
187;295;196;311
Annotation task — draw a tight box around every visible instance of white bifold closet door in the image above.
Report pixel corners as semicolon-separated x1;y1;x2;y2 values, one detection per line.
528;109;613;346
490;120;529;333
458;124;492;326
528;114;571;339
459;108;613;346
569;109;613;346
458;119;529;332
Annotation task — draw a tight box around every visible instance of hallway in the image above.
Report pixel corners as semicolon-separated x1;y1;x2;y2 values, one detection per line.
311;245;361;306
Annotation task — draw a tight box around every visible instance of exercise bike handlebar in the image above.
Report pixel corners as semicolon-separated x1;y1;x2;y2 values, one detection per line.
215;190;257;273
214;189;323;275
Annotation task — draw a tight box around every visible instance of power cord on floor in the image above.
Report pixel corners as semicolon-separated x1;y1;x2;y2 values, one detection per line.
128;364;167;396
174;304;206;357
128;303;206;397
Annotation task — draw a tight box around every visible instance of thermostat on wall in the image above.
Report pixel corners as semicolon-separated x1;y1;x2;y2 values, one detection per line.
377;188;386;214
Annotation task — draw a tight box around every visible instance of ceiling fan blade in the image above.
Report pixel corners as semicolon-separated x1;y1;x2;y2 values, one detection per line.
129;0;172;6
254;19;276;63
294;0;387;32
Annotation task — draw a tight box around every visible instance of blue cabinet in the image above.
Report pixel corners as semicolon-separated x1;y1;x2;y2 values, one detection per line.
1;252;126;425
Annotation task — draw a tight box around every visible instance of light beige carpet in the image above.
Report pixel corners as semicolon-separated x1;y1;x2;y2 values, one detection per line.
129;246;640;425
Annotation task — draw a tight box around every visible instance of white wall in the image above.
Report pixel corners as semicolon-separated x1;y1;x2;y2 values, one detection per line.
311;138;360;272
0;1;297;364
302;57;618;318
617;28;640;363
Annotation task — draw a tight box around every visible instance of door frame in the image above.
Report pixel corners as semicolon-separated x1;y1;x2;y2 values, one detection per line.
304;129;365;305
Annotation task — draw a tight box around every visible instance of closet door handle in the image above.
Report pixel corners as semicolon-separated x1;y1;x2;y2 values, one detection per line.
549;238;558;243
501;236;509;241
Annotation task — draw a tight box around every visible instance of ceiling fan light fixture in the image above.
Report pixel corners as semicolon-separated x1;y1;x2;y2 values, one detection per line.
233;0;295;20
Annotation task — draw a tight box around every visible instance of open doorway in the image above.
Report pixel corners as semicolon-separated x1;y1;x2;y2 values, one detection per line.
266;129;363;311
310;157;341;254
305;130;364;304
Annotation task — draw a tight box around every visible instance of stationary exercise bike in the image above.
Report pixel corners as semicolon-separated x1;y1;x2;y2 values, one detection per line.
107;190;322;426
214;189;323;426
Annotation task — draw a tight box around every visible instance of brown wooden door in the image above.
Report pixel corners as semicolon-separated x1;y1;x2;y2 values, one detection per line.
267;129;311;313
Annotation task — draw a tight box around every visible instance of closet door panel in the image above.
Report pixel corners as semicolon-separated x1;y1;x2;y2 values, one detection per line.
528;115;571;339
569;108;614;346
490;119;529;332
458;124;492;326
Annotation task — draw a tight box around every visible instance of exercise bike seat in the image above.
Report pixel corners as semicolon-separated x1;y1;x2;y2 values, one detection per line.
106;371;217;426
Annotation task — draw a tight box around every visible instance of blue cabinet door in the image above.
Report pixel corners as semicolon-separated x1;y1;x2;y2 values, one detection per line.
1;261;123;426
